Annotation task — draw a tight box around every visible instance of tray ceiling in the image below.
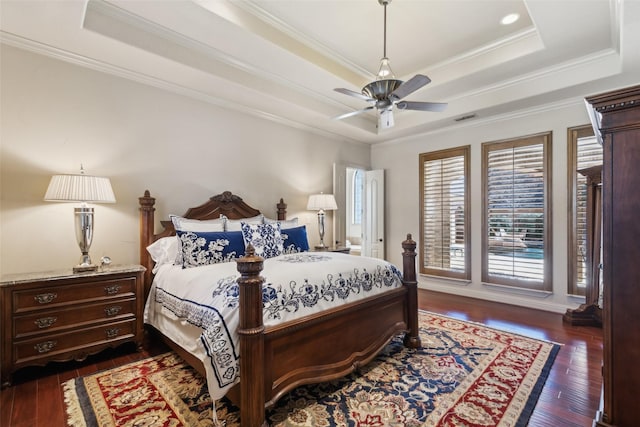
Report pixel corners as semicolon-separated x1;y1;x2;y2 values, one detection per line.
1;0;638;144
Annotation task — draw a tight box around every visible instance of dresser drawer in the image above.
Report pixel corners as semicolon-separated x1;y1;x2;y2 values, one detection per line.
13;298;136;339
13;319;136;364
12;277;136;313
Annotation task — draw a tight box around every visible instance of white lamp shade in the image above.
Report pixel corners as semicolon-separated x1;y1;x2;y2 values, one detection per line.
307;193;337;211
44;174;116;203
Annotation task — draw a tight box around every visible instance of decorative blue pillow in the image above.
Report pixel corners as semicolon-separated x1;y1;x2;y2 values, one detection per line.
240;222;284;259
176;230;245;268
281;225;309;254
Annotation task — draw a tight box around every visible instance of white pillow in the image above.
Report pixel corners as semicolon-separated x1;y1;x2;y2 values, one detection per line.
146;236;179;273
264;216;299;230
224;214;263;231
170;214;225;232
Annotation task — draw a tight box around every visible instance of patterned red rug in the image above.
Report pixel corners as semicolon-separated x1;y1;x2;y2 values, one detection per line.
63;311;559;426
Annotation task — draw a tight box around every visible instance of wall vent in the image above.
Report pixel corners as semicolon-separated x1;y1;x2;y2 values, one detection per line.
454;114;477;122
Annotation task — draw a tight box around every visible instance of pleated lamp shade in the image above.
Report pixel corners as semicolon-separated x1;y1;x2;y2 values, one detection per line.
44;174;115;203
307;193;337;211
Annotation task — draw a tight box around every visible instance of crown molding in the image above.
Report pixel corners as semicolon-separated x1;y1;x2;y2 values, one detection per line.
0;31;367;147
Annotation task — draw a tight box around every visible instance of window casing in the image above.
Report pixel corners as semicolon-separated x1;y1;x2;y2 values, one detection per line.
567;125;602;296
419;146;470;280
482;133;552;291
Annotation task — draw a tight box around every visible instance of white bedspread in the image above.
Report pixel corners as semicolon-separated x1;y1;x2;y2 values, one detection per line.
143;252;403;400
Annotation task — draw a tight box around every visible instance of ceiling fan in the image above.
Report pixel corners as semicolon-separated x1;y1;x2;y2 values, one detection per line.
333;0;447;129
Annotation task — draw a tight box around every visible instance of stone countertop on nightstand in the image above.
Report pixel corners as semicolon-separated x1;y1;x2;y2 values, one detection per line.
0;264;146;286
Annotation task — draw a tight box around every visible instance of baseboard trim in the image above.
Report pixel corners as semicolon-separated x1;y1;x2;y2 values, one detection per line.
418;281;578;314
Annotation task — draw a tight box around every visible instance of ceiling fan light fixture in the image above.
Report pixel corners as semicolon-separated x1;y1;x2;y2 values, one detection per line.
379;108;394;129
377;57;395;79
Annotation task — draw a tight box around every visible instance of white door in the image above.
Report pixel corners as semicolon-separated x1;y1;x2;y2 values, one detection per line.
363;169;385;259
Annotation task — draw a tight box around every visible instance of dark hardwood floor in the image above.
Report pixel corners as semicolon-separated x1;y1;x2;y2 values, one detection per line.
0;289;602;426
419;291;603;427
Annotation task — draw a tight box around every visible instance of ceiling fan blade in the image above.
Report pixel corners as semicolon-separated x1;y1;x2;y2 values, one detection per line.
388;74;431;101
332;106;375;120
334;88;375;102
396;101;447;112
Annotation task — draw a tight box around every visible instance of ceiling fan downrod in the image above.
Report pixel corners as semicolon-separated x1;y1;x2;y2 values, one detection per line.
376;0;395;80
381;0;390;59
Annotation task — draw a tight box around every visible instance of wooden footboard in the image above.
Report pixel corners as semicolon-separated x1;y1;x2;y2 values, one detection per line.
237;236;420;427
139;191;420;427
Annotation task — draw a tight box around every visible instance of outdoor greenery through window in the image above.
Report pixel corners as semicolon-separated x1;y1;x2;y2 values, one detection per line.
419;146;470;280
482;133;552;291
567;125;602;296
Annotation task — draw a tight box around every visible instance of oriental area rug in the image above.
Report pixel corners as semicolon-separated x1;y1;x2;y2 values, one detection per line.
63;311;559;427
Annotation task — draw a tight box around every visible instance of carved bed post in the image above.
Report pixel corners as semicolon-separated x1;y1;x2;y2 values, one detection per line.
276;198;287;221
402;234;422;348
236;245;267;427
139;190;156;293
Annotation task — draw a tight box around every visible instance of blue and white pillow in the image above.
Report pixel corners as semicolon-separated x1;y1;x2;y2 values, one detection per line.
240;222;284;259
176;230;245;268
281;225;309;254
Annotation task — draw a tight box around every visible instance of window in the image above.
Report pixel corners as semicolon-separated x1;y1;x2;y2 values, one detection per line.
482;133;552;291
567;125;602;295
419;146;470;280
352;169;363;225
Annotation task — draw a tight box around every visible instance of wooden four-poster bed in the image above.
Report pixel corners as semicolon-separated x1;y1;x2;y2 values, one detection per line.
138;190;421;426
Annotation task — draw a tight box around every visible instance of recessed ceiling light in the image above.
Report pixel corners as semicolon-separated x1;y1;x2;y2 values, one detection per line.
501;13;520;25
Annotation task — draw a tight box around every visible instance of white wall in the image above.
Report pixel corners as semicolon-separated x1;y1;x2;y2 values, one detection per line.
0;45;370;275
372;102;593;313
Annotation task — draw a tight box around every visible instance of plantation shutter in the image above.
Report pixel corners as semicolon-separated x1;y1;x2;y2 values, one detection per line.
574;135;603;293
483;134;551;291
420;147;469;280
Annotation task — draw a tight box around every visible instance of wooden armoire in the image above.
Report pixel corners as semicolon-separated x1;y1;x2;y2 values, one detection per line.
586;85;640;427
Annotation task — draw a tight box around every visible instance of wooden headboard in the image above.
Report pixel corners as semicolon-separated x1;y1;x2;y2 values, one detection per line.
138;190;287;294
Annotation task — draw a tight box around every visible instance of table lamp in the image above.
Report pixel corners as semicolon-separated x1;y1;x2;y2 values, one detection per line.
307;193;337;249
44;167;116;272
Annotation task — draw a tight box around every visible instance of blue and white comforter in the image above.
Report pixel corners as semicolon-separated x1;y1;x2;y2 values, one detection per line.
143;252;403;401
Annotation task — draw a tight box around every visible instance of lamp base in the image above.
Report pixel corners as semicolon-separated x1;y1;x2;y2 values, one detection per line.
73;264;98;273
314;243;329;251
73;251;98;273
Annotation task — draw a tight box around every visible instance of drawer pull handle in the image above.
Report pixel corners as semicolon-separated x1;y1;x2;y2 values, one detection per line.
34;316;57;329
34;340;57;353
104;306;122;317
34;293;57;304
106;328;120;339
104;285;121;295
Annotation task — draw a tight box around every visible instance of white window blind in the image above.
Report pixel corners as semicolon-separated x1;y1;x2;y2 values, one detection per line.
420;147;469;279
483;134;551;291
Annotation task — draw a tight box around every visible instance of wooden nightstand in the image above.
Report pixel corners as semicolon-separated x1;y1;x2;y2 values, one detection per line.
0;264;145;388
